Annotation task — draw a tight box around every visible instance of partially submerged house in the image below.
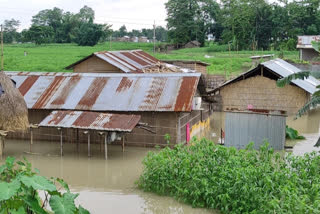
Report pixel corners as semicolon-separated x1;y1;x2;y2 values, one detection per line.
184;41;201;49
209;58;320;115
297;35;320;61
7;71;213;147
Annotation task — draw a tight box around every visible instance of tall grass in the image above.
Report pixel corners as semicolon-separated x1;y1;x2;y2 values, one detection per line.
138;138;320;213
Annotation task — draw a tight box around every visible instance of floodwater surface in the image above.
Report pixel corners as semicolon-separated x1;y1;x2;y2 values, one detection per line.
1;111;319;213
1;140;215;214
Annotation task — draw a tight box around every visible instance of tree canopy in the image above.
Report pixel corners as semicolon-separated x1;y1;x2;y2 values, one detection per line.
165;0;320;49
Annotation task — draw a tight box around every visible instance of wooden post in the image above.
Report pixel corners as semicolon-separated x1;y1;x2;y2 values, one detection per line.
0;136;3;157
87;131;91;157
0;131;7;158
98;132;104;152
104;132;108;160
76;129;79;152
1;24;3;72
122;136;125;153
59;128;63;156
30;127;33;152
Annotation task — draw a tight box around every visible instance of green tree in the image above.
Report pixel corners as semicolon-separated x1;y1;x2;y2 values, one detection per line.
165;0;220;46
2;19;20;43
25;25;54;45
74;19;103;46
77;5;95;23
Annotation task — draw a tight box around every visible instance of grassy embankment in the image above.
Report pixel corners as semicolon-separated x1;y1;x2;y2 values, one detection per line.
3;42;298;77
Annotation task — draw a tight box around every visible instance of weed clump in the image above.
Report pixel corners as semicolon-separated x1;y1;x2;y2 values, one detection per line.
138;138;320;213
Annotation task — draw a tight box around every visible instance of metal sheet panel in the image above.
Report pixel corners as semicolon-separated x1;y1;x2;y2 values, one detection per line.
225;111;286;150
297;35;320;49
6;72;200;112
39;110;141;132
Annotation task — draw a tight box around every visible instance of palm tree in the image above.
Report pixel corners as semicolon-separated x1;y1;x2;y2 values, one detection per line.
277;41;320;146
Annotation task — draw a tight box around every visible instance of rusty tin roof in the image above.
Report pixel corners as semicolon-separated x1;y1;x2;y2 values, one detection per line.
65;50;160;73
297;35;320;49
6;72;200;112
39;110;141;132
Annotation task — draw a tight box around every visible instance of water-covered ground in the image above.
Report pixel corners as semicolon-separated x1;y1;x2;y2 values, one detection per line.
1;111;319;213
0;140;214;214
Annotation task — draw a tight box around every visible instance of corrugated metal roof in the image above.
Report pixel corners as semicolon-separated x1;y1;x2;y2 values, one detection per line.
65;50;160;73
210;58;320;94
297;35;320;49
39;110;140;132
6;72;200;112
262;59;320;94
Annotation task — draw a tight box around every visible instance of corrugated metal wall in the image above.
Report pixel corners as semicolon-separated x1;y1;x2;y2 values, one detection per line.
225;111;286;150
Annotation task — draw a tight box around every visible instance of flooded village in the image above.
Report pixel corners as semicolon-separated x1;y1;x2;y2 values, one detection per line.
1;1;320;213
0;46;319;212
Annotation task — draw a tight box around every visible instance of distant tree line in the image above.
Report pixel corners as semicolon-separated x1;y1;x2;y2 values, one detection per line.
112;25;168;42
166;0;320;50
1;6;167;46
2;6;111;46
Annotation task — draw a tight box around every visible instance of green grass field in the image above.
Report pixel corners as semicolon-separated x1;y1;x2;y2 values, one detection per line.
3;42;299;76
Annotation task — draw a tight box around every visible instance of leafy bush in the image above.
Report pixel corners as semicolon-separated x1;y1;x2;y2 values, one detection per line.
286;125;305;140
138;138;320;213
207;44;229;52
0;157;90;214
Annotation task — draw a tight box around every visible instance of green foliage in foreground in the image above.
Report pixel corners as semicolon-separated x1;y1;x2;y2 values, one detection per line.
0;157;90;214
138;138;320;213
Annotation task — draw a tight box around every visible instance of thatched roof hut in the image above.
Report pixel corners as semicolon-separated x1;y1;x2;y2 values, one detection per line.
0;71;28;132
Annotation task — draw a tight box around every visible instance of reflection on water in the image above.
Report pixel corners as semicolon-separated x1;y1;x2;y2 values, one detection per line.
0;140;215;214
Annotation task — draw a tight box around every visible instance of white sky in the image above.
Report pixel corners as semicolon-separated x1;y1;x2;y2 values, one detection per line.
0;0;168;31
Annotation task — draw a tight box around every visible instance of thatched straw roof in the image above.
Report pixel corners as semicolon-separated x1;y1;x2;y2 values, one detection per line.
0;71;28;132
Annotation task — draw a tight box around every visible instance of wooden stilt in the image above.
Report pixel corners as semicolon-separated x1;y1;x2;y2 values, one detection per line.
87;131;91;157
122;136;125;152
76;129;79;152
59;128;63;156
104;133;108;160
0;136;3;157
30;127;33;152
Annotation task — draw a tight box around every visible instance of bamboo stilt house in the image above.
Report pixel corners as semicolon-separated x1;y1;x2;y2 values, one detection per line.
0;71;29;132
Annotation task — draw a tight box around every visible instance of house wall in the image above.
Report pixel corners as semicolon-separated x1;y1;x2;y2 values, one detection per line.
219;76;309;115
300;49;319;61
74;56;122;73
177;102;214;143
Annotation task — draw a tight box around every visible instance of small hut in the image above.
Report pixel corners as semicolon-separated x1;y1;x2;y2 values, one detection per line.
0;71;29;154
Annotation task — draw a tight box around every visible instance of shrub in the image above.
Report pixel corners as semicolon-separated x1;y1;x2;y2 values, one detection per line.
138;138;320;213
0;157;90;214
207;44;229;52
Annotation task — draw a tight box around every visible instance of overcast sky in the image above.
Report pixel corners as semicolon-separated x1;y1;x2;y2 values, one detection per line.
0;0;168;31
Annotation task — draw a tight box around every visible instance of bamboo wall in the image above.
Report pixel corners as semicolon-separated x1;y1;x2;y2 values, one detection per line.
220;76;309;115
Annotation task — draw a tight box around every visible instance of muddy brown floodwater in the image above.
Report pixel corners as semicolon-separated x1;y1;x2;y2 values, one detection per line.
0;140;216;214
1;111;319;213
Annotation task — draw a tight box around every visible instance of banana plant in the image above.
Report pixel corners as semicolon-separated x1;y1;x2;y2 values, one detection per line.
276;52;320;146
